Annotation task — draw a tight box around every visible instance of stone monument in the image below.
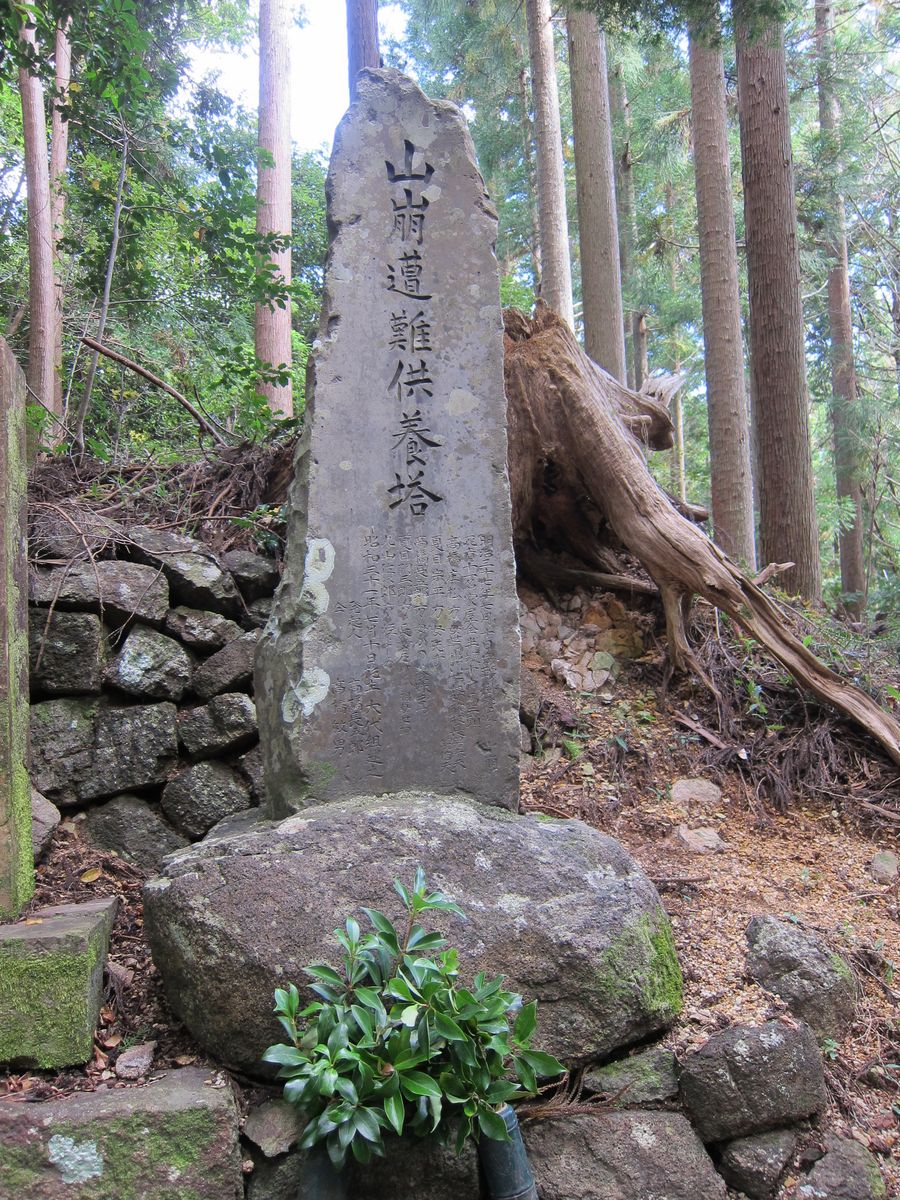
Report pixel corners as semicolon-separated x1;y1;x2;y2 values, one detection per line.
256;69;521;815
0;338;32;919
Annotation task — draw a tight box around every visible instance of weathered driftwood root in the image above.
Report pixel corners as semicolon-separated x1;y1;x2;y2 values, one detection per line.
504;305;900;769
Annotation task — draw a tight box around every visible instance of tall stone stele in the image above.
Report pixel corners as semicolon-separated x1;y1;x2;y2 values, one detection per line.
0;338;33;919
256;70;520;815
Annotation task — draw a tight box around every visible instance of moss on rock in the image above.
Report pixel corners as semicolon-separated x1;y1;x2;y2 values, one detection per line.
594;914;684;1023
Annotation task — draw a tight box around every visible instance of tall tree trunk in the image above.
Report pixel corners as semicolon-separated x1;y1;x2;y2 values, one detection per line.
890;207;900;406
49;17;72;424
256;0;293;418
18;18;56;427
72;132;128;457
524;0;574;328
516;64;542;294
347;0;379;101
567;10;626;382
815;0;865;616
689;9;756;568
609;58;639;389
735;3;821;600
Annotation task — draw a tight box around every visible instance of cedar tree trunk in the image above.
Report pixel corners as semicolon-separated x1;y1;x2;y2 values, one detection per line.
347;0;380;101
524;0;574;327
567;10;626;382
735;4;821;599
18;18;56;427
256;0;293;418
49;16;72;425
689;9;756;568
815;0;866;616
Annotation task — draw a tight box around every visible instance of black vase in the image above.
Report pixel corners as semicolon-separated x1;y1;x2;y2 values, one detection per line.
477;1105;539;1200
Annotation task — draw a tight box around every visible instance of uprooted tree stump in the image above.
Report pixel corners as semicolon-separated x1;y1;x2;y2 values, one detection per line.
503;304;900;770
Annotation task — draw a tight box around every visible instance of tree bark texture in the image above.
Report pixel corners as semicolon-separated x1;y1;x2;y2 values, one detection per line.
347;0;380;102
18;19;56;426
689;13;757;568
256;0;293;418
815;0;866;616
735;7;821;599
524;0;574;328
609;58;640;389
49;17;72;425
516;64;542;294
505;305;900;768
567;11;626;382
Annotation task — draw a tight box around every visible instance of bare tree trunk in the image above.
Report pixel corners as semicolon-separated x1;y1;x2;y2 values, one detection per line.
256;0;293;418
735;4;821;600
689;9;756;568
634;310;648;388
815;0;866;617
516;64;542;294
524;0;574;328
567;11;626;382
72;132;128;457
18;18;56;425
49;17;72;424
608;58;638;388
347;0;379;101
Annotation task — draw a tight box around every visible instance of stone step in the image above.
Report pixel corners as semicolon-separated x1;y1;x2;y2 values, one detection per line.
0;1067;242;1198
0;897;117;1069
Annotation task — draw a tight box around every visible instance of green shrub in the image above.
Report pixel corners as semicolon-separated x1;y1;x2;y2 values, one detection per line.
263;869;563;1169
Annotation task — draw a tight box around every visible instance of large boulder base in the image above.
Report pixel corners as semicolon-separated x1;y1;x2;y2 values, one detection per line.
143;794;682;1074
522;1111;727;1200
0;1067;243;1199
0;898;116;1068
679;1020;827;1143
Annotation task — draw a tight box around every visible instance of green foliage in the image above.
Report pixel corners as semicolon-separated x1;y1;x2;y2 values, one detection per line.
263;869;564;1170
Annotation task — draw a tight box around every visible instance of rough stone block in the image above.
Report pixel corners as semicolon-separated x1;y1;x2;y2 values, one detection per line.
582;1044;679;1106
178;692;258;759
126;525;240;615
0;897;116;1068
105;624;193;701
718;1128;798;1199
30;700;178;806
29;609;105;697
29;697;98;806
161;761;253;840
165;605;242;651
192;630;259;699
255;70;520;816
221;549;279;601
31;788;60;863
83;794;188;872
143;795;682;1074
679;1020;827;1143
29;560;169;626
523;1111;726;1200
796;1133;886;1200
0;1066;243;1198
745;915;856;1040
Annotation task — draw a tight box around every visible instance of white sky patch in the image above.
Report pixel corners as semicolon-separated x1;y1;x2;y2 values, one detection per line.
189;1;408;155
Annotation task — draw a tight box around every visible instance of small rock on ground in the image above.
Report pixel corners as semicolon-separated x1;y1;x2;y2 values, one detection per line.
717;1128;798;1199
796;1133;886;1200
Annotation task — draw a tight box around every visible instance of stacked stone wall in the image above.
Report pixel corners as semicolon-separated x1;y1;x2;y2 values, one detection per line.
27;525;277;871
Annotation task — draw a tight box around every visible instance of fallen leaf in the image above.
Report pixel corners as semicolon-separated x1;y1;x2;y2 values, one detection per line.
80;868;102;883
174;1055;197;1066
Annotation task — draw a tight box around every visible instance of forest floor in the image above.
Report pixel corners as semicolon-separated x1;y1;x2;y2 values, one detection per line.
3;576;898;1198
